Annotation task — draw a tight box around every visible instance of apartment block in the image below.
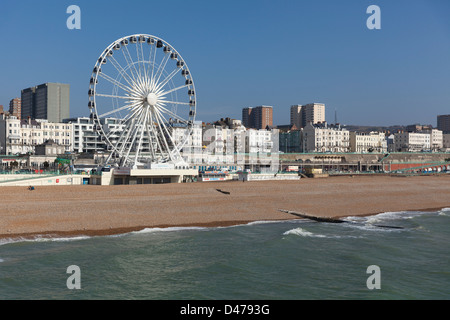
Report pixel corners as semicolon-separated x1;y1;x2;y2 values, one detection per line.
21;83;70;123
242;106;273;129
437;115;450;133
290;103;325;129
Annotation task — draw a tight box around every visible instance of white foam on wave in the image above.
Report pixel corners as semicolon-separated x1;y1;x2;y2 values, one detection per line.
0;235;91;246
0;258;4;263
284;227;328;238
131;226;208;234
345;210;427;225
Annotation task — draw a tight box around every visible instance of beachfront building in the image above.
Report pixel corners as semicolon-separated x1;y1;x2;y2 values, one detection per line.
0;116;73;155
393;129;443;152
443;134;450;151
63;117;127;154
349;131;387;153
172;122;203;164
64;117;102;153
279;130;302;153
429;129;443;151
394;132;430;152
302;122;350;153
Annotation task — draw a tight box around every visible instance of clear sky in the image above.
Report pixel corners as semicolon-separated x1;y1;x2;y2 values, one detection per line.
1;0;449;127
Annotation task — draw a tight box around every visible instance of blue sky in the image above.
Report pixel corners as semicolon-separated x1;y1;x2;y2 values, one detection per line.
0;0;449;126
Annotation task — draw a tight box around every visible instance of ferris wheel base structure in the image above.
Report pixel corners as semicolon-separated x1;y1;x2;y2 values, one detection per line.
92;166;198;185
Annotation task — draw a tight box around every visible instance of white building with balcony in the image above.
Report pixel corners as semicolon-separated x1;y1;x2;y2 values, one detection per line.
393;130;443;152
0;116;73;155
303;122;350;153
349;131;387;153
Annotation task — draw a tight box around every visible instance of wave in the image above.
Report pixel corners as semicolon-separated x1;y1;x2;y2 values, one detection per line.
0;235;91;247
131;226;208;234
284;227;328;238
283;226;361;239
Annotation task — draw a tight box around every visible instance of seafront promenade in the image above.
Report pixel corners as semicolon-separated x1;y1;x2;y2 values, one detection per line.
1;174;449;240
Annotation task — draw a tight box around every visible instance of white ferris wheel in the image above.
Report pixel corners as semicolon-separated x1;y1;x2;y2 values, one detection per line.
88;34;196;168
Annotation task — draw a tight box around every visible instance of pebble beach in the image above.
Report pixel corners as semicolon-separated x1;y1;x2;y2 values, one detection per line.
1;174;449;240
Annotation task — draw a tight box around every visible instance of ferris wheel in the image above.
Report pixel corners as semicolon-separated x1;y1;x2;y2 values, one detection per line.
88;34;196;168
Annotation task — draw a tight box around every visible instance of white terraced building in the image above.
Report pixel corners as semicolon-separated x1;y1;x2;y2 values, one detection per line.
0;116;73;155
393;129;443;152
349;131;387;153
303;122;350;153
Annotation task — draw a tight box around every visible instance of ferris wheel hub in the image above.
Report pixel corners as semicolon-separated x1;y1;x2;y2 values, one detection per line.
146;92;158;106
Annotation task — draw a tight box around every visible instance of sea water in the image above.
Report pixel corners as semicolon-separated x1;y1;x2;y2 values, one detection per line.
0;209;449;300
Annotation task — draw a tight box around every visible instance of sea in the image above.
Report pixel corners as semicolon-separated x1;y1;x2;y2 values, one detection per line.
0;209;449;301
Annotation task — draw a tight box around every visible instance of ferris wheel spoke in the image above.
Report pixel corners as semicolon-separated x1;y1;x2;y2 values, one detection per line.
154;108;177;148
150;111;169;159
137;41;149;85
98;72;134;94
159;100;191;106
96;93;134;100
154;68;182;93
98;102;136;118
134;107;149;164
121;46;141;85
121;109;145;163
157;105;189;124
149;43;158;89
124;45;145;92
108;56;139;90
153;110;174;161
154;54;171;88
145;113;157;160
158;84;189;97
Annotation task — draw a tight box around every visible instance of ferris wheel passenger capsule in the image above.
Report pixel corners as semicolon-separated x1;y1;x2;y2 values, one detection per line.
177;61;184;68
156;40;163;48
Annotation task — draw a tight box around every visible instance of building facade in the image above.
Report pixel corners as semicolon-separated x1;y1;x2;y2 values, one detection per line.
349;131;387;153
303;122;350;153
443;133;450;151
9;98;21;119
242;106;273;129
290;103;326;129
0;116;73;155
21;83;70;123
393;130;443;152
437;115;450;133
